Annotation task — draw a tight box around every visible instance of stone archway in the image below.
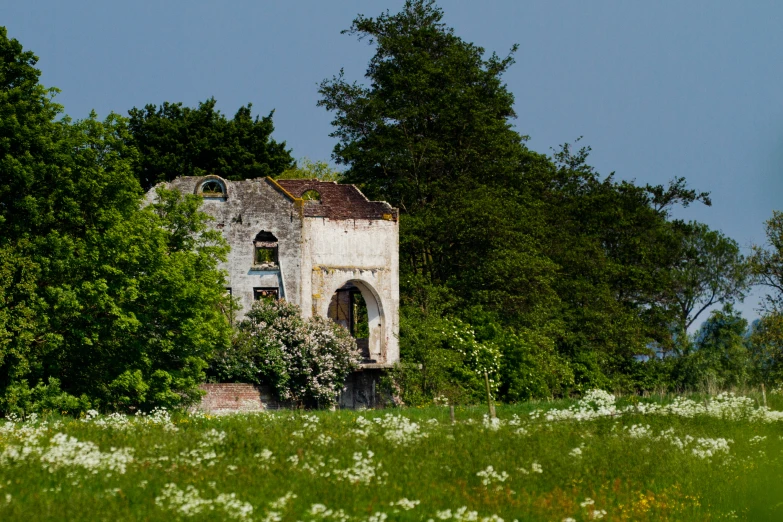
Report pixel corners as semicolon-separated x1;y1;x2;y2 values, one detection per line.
326;279;385;363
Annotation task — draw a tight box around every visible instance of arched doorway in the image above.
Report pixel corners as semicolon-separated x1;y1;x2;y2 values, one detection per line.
326;280;384;363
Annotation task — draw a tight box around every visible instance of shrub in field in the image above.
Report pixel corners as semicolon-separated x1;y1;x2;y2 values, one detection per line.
0;378;92;417
395;307;502;405
211;299;360;407
495;328;574;402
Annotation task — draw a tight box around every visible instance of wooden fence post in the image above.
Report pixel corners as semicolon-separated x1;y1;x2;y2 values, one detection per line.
484;371;496;419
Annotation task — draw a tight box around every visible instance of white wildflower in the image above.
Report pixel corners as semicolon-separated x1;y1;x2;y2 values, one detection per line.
155;483;253;520
255;449;275;461
372;414;429;446
332;451;383;485
691;437;732;459
40;434;134;475
391;498;420;511
482;415;502;431
269;492;296;510
476;465;509;486
625;424;652;438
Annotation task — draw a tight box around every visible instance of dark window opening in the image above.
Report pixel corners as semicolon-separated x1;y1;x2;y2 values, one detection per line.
253;287;279;301
200;179;225;197
328;284;371;360
253;231;279;268
302;189;321;202
254;231;277;242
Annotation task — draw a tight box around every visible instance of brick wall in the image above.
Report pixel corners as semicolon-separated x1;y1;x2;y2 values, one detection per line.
197;371;392;413
196;383;284;413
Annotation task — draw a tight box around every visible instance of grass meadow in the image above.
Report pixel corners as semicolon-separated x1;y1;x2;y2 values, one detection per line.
1;390;783;521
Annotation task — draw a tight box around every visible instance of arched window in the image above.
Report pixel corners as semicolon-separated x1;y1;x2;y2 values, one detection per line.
253;231;278;267
327;281;382;363
302;190;321;201
198;178;226;198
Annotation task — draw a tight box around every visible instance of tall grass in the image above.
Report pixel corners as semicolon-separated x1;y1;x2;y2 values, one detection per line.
0;392;782;521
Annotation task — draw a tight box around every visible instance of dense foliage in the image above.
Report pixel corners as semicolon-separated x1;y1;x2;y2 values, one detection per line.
319;1;758;401
275;157;343;182
0;28;232;415
127;98;295;190
210;299;360;407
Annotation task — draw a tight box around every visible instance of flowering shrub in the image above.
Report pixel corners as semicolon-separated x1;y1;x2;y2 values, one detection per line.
396;311;502;405
220;299;360;407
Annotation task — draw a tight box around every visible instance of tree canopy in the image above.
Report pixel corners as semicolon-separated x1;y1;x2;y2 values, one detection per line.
127;98;295;191
0;28;232;414
318;1;750;394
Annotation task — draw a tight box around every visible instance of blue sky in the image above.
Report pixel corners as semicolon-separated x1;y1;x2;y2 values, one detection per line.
3;1;782;327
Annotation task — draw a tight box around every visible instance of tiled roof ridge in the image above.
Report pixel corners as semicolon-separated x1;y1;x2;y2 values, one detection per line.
276;179;398;221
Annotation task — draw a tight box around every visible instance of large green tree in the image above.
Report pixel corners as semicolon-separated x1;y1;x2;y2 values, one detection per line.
127;98;295;190
669;222;749;333
525;143;713;382
318;0;558;320
679;305;751;390
745;211;783;386
0;27;232;414
318;0;523;213
319;2;724;395
750;211;783;312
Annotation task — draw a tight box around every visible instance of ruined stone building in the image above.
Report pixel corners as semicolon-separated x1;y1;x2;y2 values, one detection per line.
144;175;400;383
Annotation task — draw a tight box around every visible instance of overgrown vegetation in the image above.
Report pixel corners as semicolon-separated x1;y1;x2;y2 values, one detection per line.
0;27;233;415
208;299;359;407
318;0;773;402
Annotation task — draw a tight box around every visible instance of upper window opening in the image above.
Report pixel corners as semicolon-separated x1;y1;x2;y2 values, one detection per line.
302;190;321;202
199;179;226;197
255;231;278;242
253;231;279;268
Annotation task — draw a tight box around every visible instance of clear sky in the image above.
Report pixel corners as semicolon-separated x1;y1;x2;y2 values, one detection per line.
3;1;782;328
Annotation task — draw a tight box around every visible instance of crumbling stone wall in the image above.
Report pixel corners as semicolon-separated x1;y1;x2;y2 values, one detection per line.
144;175;400;365
146;175;400;409
148;176;304;317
